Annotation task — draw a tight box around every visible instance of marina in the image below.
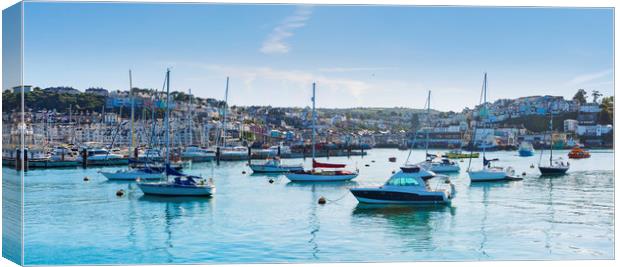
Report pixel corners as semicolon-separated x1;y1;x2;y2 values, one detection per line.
13;148;613;264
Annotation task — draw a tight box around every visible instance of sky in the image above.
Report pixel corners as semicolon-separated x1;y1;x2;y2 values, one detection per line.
17;2;614;111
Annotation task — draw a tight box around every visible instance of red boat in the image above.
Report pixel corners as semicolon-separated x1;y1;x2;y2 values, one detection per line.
568;147;590;159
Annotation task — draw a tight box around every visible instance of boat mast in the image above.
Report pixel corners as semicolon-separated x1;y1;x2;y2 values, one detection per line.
165;69;171;167
482;72;487;165
129;69;135;156
222;77;229;148
312;82;317;163
425;90;431;158
188;88;193;146
549;113;553;166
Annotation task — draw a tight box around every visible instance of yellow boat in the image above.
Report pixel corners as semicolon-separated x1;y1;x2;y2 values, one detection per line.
444;150;479;159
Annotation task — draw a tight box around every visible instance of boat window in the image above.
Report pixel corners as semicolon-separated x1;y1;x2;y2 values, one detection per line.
386;176;420;186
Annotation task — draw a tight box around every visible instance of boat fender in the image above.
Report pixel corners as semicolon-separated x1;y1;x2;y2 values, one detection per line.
269;179;274;184
371;160;376;163
116;189;125;197
318;196;327;205
83;176;89;181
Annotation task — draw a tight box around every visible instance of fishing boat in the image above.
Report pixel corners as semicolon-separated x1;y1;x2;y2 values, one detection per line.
568;146;590;159
249;157;303;173
416;91;460;173
350;165;454;205
518;142;535;157
137;69;215;197
444;149;479;159
467;73;516;182
538;113;569;175
285;83;359;182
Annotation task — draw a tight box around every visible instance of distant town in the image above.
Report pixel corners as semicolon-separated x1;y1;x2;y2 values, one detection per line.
2;85;614;152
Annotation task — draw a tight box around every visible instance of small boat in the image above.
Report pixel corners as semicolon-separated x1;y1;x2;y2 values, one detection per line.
137;69;216;197
518;142;535;157
444;149;479;159
180;145;215;162
467;73;516;182
249;157;303;173
138;148;163;161
538;114;569;175
350;165;454;205
568;146;590;159
418;153;460;173
284;83;359;182
137;165;215;196
101;167;165;181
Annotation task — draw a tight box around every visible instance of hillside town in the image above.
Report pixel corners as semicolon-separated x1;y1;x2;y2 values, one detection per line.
2;85;614;154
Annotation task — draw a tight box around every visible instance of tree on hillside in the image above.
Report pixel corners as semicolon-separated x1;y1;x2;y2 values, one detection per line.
599;96;614;125
573;89;588;105
591;90;603;104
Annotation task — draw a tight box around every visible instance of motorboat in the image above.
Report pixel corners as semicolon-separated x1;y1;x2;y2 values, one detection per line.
138;148;163;161
180;145;215;162
568;146;590;159
101;167;165;181
350;165;454;205
249;157;303;173
77;147;124;162
518;142;535;157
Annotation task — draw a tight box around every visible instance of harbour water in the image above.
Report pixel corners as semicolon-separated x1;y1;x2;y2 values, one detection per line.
13;148;614;265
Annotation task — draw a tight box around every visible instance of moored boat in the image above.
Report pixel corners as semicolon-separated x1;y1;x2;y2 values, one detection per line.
249;157;303;173
568;146;590;159
518;142;535;157
350;165;453;205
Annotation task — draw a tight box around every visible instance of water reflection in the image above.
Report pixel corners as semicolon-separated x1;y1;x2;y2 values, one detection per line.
285;181;358;189
351;204;455;252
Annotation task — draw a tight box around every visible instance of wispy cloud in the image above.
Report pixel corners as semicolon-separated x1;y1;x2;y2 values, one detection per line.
260;6;313;54
566;69;613;86
318;67;396;73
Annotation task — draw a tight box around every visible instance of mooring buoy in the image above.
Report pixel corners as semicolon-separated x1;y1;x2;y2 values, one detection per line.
116;189;125;197
242;171;246;174
318;196;327;205
522;172;527;176
392;170;396;174
83;176;89;181
269;179;274;184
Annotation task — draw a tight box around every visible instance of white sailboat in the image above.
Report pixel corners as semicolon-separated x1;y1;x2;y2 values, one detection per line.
285;83;359;182
467;73;516;182
417;91;460;173
137;69;215;196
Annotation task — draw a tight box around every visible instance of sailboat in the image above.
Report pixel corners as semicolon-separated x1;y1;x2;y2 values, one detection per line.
467;73;516;182
538;113;569;175
137;69;215;196
180;89;216;162
101;70;165;181
417;91;460;173
285;83;359;182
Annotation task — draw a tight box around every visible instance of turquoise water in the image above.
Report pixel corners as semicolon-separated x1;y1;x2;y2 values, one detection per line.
14;149;614;265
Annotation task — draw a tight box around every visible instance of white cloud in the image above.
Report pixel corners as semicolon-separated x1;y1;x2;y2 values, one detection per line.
566;69;613;86
260;6;313;54
318;67;396;73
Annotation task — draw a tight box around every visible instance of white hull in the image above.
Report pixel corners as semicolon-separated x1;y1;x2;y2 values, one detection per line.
101;170;165;180
138;183;215;196
249;164;303;173
468;168;513;182
419;162;460;173
285;172;358;182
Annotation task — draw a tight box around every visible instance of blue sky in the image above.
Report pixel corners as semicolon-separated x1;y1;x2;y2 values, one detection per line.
19;2;613;111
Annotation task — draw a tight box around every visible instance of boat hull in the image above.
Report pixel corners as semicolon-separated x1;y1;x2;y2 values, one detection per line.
518;150;535;157
350;188;450;205
538;166;569;175
101;171;165;180
445;153;479;159
249;164;303;173
137;183;215;196
285;172;358;182
468;170;510;182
